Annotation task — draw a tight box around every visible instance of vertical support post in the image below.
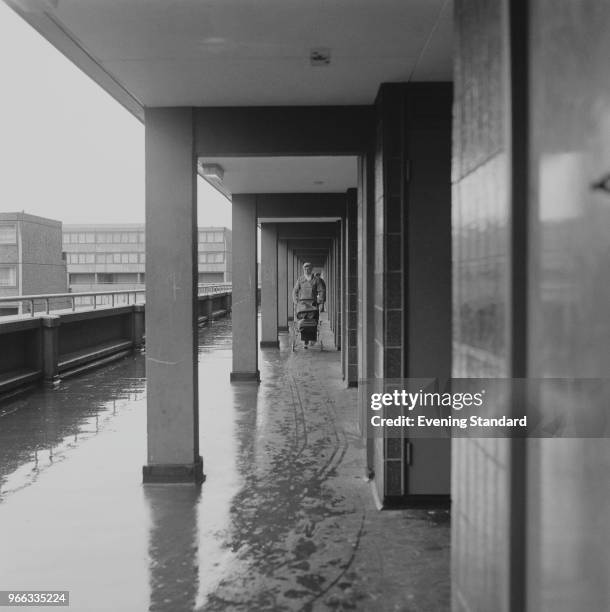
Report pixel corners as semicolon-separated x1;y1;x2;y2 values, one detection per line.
335;227;342;351
260;223;279;348
231;195;259;381
41;316;60;387
142;107;202;484
204;295;213;323
287;246;295;322
132;303;145;349
277;239;288;332
345;188;358;386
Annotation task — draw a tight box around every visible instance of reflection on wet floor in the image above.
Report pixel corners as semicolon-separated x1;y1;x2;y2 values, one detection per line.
0;317;449;611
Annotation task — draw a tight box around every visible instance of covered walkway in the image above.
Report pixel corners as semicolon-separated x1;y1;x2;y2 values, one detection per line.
0;318;449;611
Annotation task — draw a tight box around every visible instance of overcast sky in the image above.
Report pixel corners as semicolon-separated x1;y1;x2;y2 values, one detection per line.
0;1;231;228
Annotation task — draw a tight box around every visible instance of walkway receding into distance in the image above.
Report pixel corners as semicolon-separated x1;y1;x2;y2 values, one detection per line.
0;316;449;611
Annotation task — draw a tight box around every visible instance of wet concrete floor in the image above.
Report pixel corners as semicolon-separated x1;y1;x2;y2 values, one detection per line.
0;315;449;611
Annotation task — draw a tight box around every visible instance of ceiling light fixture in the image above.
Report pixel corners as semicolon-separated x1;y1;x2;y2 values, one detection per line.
199;163;224;183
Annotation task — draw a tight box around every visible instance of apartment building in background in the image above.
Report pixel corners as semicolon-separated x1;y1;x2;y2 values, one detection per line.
63;224;231;293
0;213;68;315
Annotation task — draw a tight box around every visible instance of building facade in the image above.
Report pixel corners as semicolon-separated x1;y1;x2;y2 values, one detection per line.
0;213;67;315
63;224;231;292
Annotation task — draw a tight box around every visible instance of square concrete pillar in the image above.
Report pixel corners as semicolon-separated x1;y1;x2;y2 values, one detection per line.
231;195;259;381
41;315;60;387
132;304;145;349
287;247;295;322
142;107;202;484
277;239;288;331
260;223;279;348
345;188;358;386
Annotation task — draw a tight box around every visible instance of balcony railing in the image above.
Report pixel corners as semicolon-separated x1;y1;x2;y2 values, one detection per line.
0;283;232;317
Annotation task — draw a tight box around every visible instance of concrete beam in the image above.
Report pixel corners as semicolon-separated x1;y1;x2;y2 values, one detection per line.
195;107;373;157
255;193;347;219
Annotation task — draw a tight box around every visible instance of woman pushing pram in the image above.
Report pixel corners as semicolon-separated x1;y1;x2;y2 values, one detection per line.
291;262;326;350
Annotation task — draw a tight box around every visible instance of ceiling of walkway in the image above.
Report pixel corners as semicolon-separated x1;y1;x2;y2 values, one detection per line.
9;0;453;118
201;156;358;195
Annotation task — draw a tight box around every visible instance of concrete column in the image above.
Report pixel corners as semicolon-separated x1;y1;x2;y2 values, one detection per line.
335;229;342;351
231;195;259;381
328;247;334;332
287;247;295;321
143;107;202;484
345;189;358;386
342;214;349;380
205;295;214;323
260;223;279;348
358;154;375;383
132;304;145;348
277;239;288;332
41;315;60;387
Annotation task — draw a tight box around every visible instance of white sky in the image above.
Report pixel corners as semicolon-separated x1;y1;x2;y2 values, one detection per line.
0;1;232;228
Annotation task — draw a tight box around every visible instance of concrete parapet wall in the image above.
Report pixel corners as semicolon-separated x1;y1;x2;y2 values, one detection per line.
0;292;231;399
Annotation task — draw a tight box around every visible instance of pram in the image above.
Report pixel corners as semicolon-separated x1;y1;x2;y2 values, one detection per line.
292;298;323;351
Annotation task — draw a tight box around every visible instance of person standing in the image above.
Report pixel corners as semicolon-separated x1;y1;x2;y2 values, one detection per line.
292;262;326;307
292;262;326;346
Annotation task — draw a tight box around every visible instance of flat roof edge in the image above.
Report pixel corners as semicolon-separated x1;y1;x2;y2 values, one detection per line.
5;1;144;122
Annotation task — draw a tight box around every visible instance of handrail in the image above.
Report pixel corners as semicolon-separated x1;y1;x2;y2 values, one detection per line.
0;284;232;317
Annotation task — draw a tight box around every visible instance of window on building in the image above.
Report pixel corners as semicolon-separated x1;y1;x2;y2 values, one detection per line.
113;233;122;243
139;253;146;263
0;225;17;244
138;232;145;243
120;253;129;264
213;232;223;242
128;233;138;243
128;253;138;263
85;233;95;243
214;252;224;263
0;266;16;287
113;253;121;263
69;273;95;284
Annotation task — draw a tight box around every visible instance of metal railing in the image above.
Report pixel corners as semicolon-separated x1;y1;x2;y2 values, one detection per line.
0;283;232;317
